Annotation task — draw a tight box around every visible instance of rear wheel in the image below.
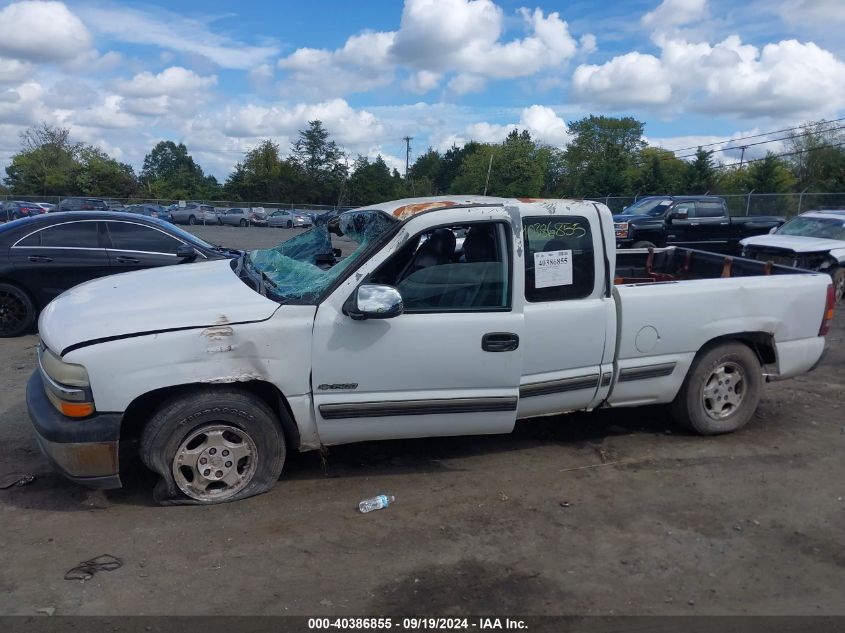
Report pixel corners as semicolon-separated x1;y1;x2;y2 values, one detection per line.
188;215;196;226
239;219;248;227
286;220;293;228
671;342;761;435
140;388;285;505
0;283;36;337
832;266;845;303
632;240;657;249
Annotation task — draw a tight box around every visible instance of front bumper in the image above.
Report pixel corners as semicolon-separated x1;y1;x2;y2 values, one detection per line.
25;371;123;489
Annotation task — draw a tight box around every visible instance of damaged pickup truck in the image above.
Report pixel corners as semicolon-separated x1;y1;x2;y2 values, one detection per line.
27;196;836;505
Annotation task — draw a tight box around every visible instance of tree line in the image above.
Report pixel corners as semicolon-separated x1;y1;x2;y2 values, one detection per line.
3;117;844;207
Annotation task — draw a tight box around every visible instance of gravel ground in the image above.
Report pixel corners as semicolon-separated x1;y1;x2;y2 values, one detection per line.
0;225;843;616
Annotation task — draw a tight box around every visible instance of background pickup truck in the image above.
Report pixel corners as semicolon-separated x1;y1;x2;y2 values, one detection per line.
614;195;784;253
27;196;834;505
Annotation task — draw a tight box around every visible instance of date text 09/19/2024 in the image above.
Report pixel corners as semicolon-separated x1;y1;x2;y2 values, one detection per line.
307;618;528;630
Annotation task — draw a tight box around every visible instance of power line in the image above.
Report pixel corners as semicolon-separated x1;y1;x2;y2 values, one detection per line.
714;140;845;170
662;116;845;154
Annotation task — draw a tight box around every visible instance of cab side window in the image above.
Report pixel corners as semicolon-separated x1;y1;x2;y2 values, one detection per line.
696;201;725;218
523;216;595;302
371;221;511;312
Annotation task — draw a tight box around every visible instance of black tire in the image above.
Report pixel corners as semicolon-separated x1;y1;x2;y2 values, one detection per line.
239;219;248;227
286;220;292;228
218;218;223;226
187;215;196;226
0;283;36;337
140;387;285;505
832;266;845;304
671;342;761;435
632;240;657;249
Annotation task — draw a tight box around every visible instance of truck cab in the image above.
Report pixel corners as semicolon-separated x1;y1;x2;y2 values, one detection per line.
26;197;832;505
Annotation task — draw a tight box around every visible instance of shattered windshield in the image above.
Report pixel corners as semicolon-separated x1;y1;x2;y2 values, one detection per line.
776;216;845;241
617;198;672;217
246;210;398;302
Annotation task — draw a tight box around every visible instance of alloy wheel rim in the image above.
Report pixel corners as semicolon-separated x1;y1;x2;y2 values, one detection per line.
702;361;746;421
0;290;26;333
172;424;258;501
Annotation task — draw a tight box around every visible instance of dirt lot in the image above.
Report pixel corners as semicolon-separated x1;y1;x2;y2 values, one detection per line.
1;225;844;616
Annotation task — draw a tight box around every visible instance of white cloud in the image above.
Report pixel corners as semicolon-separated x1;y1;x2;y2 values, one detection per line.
277;30;396;97
775;0;845;26
573;52;672;107
447;74;486;95
0;1;92;62
0;58;32;84
448;105;573;147
277;0;584;96
573;33;845;118
71;95;139;129
79;5;279;70
117;66;217;98
642;0;708;30
403;70;442;94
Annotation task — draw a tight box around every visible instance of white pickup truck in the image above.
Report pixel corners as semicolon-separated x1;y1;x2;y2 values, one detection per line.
26;196;835;505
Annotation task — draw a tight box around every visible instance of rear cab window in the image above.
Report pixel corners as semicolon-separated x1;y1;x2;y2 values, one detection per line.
523;216;595;302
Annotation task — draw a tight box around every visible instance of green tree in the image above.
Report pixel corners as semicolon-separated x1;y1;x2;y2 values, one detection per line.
785;120;845;193
442;142;482;193
76;147;137;197
290;120;348;205
347;155;401;205
409;147;442;196
629;147;686;195
4;124;82;195
562;115;646;197
140;140;217;199
684;147;718;194
224;139;302;202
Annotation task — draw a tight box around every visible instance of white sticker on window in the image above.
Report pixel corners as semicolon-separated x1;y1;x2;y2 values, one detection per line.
534;249;573;288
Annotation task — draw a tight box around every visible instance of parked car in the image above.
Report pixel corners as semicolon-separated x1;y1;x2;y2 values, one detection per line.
218;208;250;227
2;201;47;221
0;212;241;337
57;197;109;212
741;209;845;302
170;203;215;225
613;196;784;253
125;204;172;222
267;209;312;228
107;201;125;211
249;209;268;227
34;202;56;213
25;196;834;504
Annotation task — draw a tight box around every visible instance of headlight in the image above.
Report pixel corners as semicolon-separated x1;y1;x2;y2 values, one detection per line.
38;344;95;418
614;222;629;238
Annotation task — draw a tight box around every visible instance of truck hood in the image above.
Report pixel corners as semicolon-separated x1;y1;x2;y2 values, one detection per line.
740;234;845;253
39;259;280;355
613;214;656;223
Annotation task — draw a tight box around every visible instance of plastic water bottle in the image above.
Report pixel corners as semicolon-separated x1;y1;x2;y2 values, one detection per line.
359;494;395;513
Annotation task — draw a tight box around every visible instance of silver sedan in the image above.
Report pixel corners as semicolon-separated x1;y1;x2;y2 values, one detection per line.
267;210;312;228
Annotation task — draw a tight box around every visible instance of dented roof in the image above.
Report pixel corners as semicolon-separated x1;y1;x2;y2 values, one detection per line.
352;195;596;220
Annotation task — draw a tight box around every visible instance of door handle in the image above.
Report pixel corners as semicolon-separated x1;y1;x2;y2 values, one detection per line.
482;332;519;352
116;256;140;264
28;255;53;263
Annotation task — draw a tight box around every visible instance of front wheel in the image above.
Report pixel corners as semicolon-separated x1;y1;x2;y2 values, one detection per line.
0;283;36;337
140;388;285;505
831;266;845;303
187;215;196;226
286;220;293;228
239;219;248;227
671;342;762;435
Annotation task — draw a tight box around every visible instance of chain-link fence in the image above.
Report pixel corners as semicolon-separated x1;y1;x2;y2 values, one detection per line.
0;195;355;215
5;192;845;219
585;192;845;217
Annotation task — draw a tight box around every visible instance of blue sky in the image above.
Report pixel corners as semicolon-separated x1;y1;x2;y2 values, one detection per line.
0;0;843;181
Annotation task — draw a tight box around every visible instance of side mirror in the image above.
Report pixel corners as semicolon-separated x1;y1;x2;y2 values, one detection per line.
343;284;404;320
176;244;198;260
672;209;688;221
769;226;778;234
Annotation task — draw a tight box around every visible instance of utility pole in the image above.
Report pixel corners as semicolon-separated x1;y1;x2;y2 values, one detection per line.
738;145;748;168
403;136;413;179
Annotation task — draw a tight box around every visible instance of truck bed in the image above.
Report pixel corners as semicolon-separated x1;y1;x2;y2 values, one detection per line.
614;246;809;285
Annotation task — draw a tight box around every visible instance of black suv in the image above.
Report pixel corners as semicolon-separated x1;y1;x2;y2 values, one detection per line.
57;197;110;212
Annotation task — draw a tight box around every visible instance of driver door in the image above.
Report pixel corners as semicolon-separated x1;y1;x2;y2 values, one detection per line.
310;210;524;445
